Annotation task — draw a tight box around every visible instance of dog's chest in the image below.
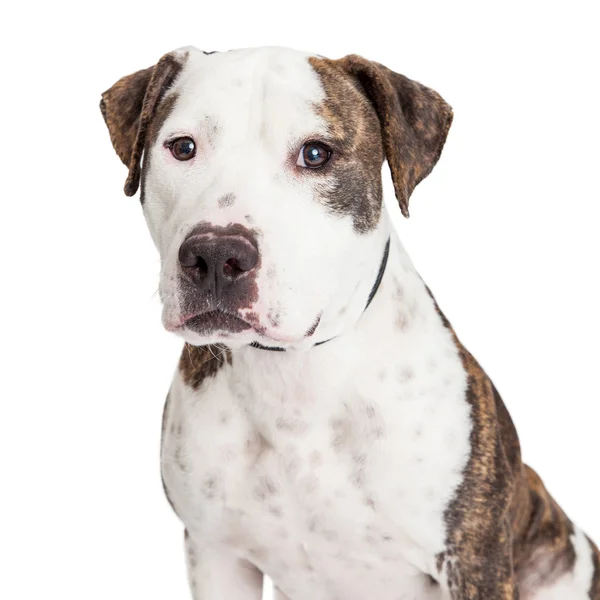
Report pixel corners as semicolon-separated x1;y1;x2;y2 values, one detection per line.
162;341;470;599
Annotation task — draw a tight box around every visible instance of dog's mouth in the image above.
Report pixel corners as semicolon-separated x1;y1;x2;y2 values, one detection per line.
179;310;253;335
167;307;324;348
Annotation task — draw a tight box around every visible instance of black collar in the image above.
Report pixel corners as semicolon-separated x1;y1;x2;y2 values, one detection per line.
250;237;391;352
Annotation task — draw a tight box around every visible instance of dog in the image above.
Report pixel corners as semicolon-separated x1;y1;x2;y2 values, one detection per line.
100;46;599;600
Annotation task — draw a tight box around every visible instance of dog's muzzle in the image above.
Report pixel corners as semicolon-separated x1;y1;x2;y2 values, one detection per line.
174;224;261;336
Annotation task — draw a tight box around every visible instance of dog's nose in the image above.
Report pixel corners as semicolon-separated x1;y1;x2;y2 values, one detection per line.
178;232;259;294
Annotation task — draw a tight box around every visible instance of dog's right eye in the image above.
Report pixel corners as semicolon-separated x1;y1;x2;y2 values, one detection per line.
297;142;331;169
169;137;196;161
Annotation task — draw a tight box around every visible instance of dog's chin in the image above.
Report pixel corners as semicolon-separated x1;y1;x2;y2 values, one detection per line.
179;328;257;350
177;327;294;351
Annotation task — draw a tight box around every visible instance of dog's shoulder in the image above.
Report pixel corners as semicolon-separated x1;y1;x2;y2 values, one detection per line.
433;295;592;594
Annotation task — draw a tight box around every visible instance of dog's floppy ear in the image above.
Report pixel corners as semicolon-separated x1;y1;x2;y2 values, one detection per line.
100;51;187;196
336;55;453;217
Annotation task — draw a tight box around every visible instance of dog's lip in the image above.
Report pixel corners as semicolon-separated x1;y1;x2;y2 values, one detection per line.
166;310;323;345
168;309;253;333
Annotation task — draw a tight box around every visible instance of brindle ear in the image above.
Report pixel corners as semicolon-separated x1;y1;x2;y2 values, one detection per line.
100;52;187;196
336;55;453;217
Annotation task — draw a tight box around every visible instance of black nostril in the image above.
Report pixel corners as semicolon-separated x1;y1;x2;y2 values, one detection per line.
196;256;209;278
178;241;210;278
179;253;208;279
223;258;244;279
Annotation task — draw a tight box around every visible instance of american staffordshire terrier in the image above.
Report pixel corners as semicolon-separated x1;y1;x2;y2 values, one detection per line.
100;46;599;599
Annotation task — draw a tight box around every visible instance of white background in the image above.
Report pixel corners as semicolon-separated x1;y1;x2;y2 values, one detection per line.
1;1;598;598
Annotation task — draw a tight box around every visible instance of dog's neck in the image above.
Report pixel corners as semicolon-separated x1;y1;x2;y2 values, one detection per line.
231;233;451;396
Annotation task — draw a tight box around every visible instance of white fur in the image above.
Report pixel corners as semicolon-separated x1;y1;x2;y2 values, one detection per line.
143;46;596;599
162;232;471;599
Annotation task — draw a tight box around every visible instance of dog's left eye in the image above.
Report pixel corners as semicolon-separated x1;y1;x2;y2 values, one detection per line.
169;137;196;161
296;142;331;169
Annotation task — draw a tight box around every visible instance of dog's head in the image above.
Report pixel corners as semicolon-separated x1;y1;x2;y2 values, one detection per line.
100;47;452;350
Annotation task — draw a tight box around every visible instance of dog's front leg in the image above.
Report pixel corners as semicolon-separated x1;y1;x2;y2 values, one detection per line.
439;520;518;600
184;530;264;599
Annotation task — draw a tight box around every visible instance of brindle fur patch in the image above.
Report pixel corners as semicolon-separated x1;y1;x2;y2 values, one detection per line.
308;57;385;234
331;54;453;218
430;289;582;598
100;65;153;166
100;52;187;196
432;298;515;598
179;343;232;390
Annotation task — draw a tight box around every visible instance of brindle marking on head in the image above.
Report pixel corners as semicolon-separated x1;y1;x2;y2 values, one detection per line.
100;52;187;196
179;343;232;390
310;55;453;220
336;55;453;218
428;287;577;596
308;57;384;234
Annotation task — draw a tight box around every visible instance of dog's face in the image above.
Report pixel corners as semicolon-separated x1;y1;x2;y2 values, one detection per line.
101;47;452;349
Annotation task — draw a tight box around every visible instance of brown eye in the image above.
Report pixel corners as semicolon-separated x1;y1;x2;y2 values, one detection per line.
169;137;196;161
297;142;331;168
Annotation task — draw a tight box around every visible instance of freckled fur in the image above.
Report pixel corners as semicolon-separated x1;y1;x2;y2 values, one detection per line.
218;192;236;208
